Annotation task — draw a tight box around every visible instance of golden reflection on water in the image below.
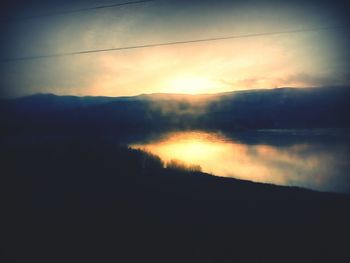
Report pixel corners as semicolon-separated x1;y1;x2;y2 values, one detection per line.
130;130;347;191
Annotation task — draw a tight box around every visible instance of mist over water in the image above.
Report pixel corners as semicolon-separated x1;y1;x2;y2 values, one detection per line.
129;129;350;193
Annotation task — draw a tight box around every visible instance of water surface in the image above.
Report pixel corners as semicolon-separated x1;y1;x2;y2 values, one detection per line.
129;130;350;194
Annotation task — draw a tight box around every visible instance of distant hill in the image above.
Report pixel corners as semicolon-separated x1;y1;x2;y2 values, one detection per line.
0;93;124;113
2;86;350;135
202;86;350;129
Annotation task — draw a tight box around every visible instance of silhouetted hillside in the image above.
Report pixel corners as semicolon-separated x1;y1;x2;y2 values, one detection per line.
5;137;350;263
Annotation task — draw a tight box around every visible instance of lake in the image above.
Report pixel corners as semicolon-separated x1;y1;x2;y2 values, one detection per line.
129;129;350;194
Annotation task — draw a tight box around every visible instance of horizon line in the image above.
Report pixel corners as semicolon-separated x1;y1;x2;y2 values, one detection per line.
2;85;348;99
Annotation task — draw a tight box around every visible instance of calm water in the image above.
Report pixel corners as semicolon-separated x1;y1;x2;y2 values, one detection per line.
129;130;350;194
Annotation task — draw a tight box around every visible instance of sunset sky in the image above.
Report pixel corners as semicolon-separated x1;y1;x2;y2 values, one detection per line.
1;0;349;97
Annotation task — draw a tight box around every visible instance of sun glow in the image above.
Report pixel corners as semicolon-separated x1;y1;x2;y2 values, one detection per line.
165;76;220;94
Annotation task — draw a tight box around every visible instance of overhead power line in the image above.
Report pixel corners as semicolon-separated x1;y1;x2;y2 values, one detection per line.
1;0;155;21
0;25;342;63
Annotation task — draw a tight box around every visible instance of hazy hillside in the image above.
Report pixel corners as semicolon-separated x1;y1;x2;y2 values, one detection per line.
2;86;350;136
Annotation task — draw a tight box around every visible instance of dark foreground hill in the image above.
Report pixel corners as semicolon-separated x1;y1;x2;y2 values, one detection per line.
5;138;350;263
2;86;350;136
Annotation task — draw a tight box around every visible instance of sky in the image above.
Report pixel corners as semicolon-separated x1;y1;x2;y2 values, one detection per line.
0;0;349;98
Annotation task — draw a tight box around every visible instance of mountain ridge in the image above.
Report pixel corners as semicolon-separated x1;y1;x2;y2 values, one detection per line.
6;85;349;101
2;86;350;135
